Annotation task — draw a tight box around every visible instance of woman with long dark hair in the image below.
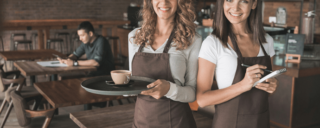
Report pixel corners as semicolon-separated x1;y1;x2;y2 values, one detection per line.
128;0;201;127
197;0;278;127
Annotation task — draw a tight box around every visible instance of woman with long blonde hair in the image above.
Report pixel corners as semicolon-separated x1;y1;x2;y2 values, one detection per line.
128;0;202;127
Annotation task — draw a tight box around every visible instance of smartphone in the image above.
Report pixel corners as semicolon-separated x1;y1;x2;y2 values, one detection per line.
52;54;61;59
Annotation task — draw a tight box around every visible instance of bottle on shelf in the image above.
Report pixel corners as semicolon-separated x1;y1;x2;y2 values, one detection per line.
301;10;316;44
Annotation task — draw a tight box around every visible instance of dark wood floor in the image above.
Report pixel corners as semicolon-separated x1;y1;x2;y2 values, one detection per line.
1;101;320;128
0;67;318;128
0;101;213;128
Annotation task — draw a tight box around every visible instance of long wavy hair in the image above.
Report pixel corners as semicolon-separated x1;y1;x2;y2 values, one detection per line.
213;0;266;48
133;0;197;50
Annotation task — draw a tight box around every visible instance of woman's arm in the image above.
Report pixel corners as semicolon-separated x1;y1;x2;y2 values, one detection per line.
142;36;202;102
165;37;203;102
197;58;266;107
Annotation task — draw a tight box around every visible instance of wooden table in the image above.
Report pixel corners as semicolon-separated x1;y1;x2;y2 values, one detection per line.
3;19;130;50
70;103;135;128
14;61;96;85
0;49;66;61
70;103;213;128
34;77;125;108
14;61;96;77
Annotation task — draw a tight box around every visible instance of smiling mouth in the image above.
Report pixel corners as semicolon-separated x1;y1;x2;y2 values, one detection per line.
159;7;170;11
229;12;243;17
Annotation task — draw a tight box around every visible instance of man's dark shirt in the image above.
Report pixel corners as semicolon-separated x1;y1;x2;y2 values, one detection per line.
73;35;114;76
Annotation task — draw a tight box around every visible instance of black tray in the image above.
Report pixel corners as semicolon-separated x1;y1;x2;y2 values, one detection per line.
105;80;134;87
81;76;156;96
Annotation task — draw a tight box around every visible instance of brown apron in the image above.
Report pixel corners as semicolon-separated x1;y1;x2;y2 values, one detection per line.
131;30;196;128
211;35;272;128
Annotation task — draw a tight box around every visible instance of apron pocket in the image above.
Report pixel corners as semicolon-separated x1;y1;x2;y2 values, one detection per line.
236;110;270;128
133;95;171;128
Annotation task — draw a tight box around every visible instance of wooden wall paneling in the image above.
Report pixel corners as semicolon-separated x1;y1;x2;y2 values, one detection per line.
112;26;119;58
196;2;216;12
117;28;131;57
292;74;320;127
314;34;320;44
37;29;44;50
289;77;295;128
269;75;293;127
43;28;50;50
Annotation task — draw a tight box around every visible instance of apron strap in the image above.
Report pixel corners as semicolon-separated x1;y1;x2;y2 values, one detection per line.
137;28;175;53
138;42;145;53
163;29;175;53
259;41;268;56
229;32;243;60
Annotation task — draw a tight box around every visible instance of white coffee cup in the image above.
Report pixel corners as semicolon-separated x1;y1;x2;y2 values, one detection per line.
110;70;132;85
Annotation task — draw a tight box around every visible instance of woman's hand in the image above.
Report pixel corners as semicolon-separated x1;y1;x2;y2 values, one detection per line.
140;79;170;99
255;78;278;93
239;64;266;92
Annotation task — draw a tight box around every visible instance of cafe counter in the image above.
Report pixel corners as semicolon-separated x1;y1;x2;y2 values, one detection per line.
269;55;320;128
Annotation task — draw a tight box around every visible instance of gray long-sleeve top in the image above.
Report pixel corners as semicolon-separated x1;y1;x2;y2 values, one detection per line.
128;28;202;102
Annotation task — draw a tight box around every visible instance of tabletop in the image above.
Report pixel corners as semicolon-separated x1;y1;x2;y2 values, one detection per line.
0;49;66;61
14;61;96;76
34;77;125;108
70;103;135;128
70;103;214;128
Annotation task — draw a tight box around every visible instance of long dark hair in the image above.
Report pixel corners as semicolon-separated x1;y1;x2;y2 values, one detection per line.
212;0;266;48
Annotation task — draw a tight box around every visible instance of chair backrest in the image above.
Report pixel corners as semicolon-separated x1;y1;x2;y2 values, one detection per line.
0;64;24;92
0;64;7;92
10;89;32;127
0;72;24;93
0;64;4;74
3;77;25;102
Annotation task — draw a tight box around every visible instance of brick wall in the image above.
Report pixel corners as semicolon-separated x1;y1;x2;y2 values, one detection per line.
1;0;142;20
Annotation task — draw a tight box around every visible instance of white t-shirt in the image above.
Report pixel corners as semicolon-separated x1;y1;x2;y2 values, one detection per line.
198;34;275;89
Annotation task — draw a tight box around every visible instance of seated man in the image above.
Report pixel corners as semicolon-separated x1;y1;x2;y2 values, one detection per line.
58;21;114;76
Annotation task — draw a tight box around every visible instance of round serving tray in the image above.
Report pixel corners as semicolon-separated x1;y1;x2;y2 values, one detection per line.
81;76;156;96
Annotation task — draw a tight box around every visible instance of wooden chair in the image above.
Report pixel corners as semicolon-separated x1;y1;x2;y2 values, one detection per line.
0;75;41;128
0;37;7;71
10;33;33;51
71;32;81;54
10;90;78;128
0;64;21;92
55;32;71;54
46;38;64;54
